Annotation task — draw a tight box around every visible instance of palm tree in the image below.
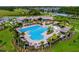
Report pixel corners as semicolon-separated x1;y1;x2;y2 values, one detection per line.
52;34;58;40
47;26;53;34
40;41;44;51
21;32;25;36
47;37;52;48
18;23;23;27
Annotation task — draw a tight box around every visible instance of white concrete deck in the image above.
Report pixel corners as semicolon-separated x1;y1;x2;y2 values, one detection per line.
23;25;61;46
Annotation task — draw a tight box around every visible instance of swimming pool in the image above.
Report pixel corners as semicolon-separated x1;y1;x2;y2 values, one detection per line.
19;25;48;41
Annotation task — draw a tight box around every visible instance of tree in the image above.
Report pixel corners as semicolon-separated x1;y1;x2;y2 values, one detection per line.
47;26;53;34
21;32;25;36
52;34;58;40
14;8;29;16
28;9;41;16
47;37;52;48
59;7;79;15
40;41;44;51
17;23;23;27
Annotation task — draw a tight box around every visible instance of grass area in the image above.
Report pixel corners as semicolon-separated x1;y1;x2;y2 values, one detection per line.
0;10;20;16
0;28;16;52
49;18;79;52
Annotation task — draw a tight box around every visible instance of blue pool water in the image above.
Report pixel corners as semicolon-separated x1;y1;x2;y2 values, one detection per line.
19;25;48;41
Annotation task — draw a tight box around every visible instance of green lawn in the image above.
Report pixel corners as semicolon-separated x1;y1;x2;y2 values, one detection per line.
49;19;79;52
0;28;16;52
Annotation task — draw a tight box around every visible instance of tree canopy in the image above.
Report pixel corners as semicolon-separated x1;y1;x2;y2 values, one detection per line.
59;7;79;15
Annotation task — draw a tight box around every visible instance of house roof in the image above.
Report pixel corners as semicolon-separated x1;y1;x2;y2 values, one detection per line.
0;17;10;23
60;27;71;32
17;16;53;21
17;17;26;20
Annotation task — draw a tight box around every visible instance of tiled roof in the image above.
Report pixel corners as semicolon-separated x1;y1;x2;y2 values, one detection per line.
60;27;71;32
17;17;26;20
17;16;53;20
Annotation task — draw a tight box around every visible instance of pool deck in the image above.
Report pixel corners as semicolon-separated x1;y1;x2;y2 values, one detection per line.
17;24;48;46
24;30;59;47
17;24;61;47
24;31;48;46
